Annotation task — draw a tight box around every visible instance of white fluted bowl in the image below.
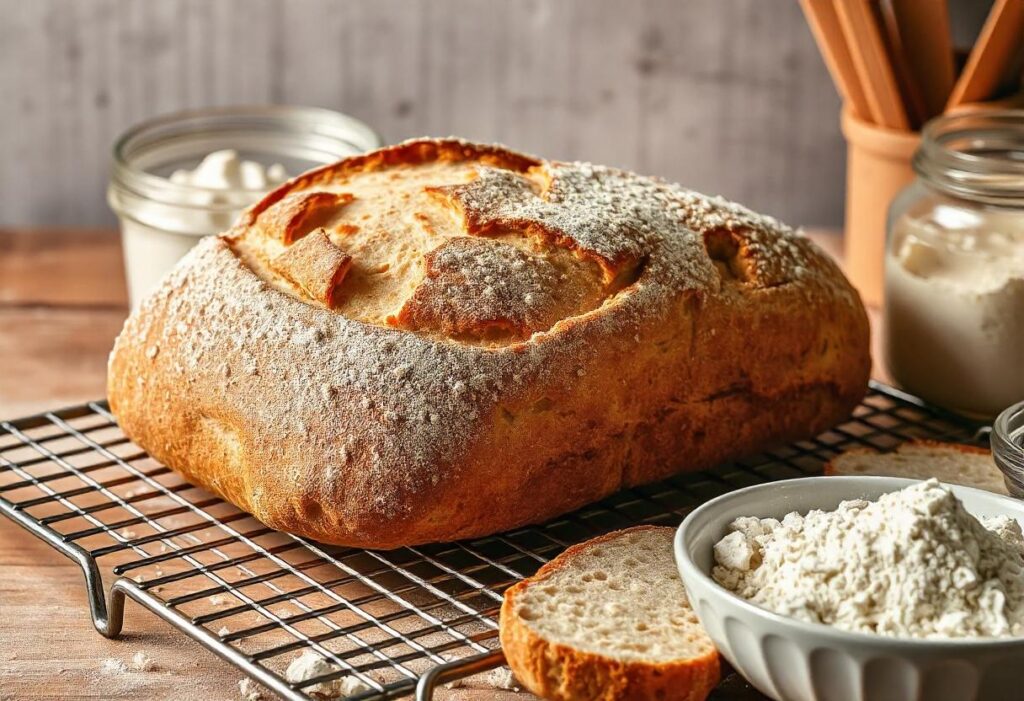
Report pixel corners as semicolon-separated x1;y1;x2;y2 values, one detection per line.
675;476;1024;701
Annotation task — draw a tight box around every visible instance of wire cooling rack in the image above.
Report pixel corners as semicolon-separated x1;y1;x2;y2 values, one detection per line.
0;381;988;700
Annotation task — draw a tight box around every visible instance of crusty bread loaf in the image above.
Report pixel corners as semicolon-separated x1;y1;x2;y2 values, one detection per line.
826;439;1007;494
500;526;719;701
107;138;870;548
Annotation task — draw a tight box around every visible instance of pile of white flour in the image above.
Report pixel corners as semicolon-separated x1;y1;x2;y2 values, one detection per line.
712;479;1024;639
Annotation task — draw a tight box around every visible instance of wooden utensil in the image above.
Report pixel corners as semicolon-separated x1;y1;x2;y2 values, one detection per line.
888;0;956;120
799;0;873;120
835;0;910;130
947;0;1024;109
877;0;929;128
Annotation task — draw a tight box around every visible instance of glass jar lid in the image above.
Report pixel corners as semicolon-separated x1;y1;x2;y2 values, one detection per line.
913;111;1024;207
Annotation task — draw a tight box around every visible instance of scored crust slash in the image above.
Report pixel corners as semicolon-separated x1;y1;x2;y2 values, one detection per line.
107;138;870;549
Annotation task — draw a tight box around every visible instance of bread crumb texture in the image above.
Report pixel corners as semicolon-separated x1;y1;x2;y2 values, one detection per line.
502;526;719;701
513;527;712;661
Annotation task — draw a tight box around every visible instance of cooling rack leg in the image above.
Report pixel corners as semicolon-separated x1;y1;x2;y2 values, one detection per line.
65;544;126;638
0;498;125;638
415;651;507;701
99;579;127;638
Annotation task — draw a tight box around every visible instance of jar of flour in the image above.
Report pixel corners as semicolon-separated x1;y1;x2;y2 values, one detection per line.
885;111;1024;419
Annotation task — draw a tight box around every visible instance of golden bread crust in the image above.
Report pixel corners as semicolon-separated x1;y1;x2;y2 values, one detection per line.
107;138;871;548
500;526;720;701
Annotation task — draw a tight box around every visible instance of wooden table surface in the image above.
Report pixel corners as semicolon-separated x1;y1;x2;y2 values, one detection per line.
0;228;880;701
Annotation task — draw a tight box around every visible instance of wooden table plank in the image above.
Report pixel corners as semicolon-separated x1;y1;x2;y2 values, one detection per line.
0;526;245;700
0;306;126;419
0;228;869;701
0;229;128;307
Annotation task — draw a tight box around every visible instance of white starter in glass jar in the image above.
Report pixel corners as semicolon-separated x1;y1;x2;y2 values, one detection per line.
108;106;381;306
170;149;289;193
885;111;1024;419
117;150;289;307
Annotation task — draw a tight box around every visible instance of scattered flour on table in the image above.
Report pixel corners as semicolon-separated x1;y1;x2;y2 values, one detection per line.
100;651;157;674
444;666;521;691
100;658;128;675
238;677;267;700
285;650;372;699
712;479;1024;639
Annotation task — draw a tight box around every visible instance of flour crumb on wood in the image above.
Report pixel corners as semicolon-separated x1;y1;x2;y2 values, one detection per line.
238;677;267;701
101;657;128;674
284;650;372;698
100;650;157;674
445;666;521;692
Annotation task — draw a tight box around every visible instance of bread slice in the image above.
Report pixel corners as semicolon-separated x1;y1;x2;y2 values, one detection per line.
499;526;719;701
825;439;1007;494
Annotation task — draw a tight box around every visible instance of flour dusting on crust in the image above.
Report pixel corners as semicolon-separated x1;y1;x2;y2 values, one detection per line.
108;138;868;548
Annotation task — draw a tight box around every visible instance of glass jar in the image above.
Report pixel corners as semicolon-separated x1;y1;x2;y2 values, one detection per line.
994;399;1024;496
884;111;1024;419
107;105;381;306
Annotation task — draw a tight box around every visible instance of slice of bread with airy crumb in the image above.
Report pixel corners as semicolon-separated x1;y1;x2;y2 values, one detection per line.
825;439;1007;494
499;526;719;701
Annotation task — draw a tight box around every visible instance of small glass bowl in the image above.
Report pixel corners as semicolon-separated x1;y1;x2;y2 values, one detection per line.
994;400;1024;497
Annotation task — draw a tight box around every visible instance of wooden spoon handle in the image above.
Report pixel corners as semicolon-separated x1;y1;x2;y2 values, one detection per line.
947;0;1024;109
799;0;873;120
889;0;956;119
835;0;910;130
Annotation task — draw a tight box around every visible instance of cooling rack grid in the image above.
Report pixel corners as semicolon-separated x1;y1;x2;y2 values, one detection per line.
0;381;986;700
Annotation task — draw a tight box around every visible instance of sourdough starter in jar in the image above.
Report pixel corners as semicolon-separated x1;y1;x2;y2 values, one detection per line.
884;112;1024;419
108;106;381;306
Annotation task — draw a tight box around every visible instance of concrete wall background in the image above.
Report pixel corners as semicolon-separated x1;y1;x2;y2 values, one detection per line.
0;0;992;229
